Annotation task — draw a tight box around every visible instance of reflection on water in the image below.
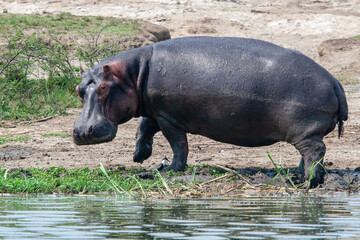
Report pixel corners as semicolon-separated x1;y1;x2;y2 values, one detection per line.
0;194;360;239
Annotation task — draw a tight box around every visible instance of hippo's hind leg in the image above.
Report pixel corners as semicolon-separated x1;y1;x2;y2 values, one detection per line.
294;136;326;188
133;117;160;163
157;116;188;171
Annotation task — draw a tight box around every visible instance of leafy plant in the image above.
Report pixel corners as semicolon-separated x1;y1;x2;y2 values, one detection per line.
0;13;141;122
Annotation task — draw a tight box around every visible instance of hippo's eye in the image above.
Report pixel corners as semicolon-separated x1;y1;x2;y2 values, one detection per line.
98;83;107;93
97;82;110;102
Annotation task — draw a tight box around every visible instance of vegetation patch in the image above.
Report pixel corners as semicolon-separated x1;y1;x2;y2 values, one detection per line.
334;74;358;85
0;135;31;145
0;165;220;196
0;163;254;197
0;13;142;122
1;158;358;197
41;132;70;138
0;13;139;36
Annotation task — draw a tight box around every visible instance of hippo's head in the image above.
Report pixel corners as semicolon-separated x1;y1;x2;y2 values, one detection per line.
73;61;139;145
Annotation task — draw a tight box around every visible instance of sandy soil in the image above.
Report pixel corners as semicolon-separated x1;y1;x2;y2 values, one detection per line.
0;0;360;177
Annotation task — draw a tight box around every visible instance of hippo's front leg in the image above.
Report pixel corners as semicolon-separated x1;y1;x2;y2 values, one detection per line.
157;117;188;171
133;117;160;163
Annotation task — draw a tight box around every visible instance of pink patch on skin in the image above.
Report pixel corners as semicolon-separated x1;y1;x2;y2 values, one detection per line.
100;61;139;124
103;61;130;87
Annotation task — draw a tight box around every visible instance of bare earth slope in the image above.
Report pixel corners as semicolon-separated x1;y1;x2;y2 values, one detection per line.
0;0;359;173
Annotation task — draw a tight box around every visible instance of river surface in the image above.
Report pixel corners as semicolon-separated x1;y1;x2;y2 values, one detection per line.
0;193;360;239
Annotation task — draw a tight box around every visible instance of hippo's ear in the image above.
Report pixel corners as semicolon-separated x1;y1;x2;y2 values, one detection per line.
103;65;112;78
102;62;131;87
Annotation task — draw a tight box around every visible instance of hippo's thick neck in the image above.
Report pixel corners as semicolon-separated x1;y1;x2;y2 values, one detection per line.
127;46;153;118
133;69;144;118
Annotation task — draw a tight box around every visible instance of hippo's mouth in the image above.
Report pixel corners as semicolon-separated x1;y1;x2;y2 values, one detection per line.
73;120;118;145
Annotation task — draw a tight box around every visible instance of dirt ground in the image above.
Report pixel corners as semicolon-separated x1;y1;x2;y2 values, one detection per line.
0;0;360;188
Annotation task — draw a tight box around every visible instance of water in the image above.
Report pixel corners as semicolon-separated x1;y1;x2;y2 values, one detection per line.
0;194;360;239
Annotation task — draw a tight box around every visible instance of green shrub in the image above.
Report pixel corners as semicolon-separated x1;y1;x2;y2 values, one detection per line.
0;13;140;121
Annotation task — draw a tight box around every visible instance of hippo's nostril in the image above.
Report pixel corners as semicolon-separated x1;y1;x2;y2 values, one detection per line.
73;129;77;136
88;125;93;135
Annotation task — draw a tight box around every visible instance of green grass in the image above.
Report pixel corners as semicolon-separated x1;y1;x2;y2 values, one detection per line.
0;157;335;196
0;166;192;196
334;74;358;85
41;132;70;138
0;164;241;196
262;152;326;193
0;135;31;145
0;13;140;36
0;167;149;194
0;79;81;121
0;167;110;194
352;35;360;39
0;13;141;122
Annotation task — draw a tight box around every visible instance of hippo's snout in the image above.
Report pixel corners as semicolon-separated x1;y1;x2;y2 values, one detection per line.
73;118;117;145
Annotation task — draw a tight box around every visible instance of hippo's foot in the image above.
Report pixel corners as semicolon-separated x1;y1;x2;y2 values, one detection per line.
133;117;160;164
165;162;187;172
294;136;326;188
305;165;325;188
133;143;152;163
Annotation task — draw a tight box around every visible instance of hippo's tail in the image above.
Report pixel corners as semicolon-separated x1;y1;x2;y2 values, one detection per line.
334;80;348;138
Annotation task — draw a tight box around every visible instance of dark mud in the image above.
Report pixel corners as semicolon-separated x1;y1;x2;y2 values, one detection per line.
142;164;360;196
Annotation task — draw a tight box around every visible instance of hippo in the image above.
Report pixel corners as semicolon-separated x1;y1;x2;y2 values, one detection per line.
73;36;348;187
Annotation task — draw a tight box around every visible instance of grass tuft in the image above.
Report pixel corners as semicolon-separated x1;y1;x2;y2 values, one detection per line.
99;163;132;198
262;152;327;193
41;132;70;138
0;135;31;145
154;169;173;196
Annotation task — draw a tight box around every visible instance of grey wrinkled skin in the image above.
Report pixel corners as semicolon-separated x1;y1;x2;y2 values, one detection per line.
73;37;348;188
